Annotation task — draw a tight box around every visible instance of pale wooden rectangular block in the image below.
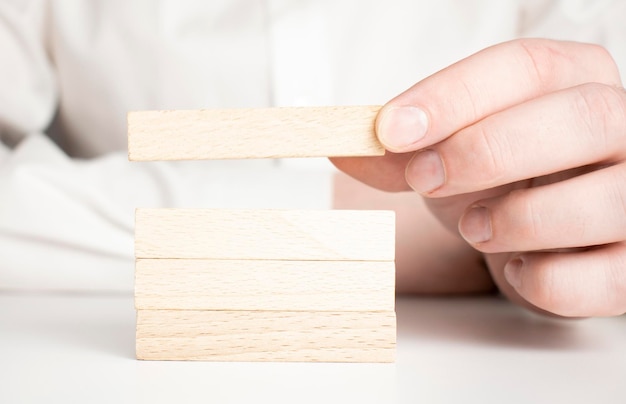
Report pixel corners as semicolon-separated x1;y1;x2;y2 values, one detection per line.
136;310;396;362
135;259;395;311
128;106;384;161
135;209;395;261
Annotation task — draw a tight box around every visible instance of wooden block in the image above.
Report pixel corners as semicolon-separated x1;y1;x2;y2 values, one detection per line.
136;309;396;362
135;209;395;261
135;259;395;311
127;106;384;161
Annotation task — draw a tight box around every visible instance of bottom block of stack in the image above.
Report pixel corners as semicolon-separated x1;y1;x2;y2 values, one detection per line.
136;309;396;362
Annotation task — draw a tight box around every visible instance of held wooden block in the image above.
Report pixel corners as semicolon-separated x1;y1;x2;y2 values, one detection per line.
128;106;384;161
135;209;395;261
135;259;395;312
136;309;396;362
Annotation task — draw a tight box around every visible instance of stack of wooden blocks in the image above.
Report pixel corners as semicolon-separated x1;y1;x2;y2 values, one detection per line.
129;106;397;362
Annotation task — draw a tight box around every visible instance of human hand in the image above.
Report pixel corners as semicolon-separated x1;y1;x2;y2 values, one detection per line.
332;39;626;317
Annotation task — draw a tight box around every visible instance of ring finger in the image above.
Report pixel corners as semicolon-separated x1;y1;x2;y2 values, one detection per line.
458;163;626;253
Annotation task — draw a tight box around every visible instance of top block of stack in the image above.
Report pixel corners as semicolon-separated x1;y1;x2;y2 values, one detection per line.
128;105;384;161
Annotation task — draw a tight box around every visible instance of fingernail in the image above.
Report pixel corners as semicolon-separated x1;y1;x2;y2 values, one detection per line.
406;150;445;194
459;206;492;243
377;106;429;150
504;258;523;289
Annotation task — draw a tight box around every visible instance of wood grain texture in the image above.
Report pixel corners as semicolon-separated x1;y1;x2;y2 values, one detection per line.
135;259;395;311
136;309;396;362
135;209;395;261
128;106;384;161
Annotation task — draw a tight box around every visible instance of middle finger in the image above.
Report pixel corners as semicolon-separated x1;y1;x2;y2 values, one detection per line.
405;83;626;197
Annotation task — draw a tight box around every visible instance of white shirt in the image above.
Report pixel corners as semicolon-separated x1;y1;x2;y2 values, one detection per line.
1;0;625;291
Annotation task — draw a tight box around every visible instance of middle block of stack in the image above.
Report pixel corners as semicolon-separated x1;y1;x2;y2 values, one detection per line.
135;208;396;362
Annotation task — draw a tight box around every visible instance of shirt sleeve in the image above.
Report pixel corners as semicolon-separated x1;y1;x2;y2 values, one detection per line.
0;0;56;145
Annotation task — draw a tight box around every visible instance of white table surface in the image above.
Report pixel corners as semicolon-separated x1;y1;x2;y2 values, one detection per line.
1;292;624;404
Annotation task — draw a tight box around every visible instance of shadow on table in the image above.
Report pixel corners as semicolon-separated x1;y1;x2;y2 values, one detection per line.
396;295;597;351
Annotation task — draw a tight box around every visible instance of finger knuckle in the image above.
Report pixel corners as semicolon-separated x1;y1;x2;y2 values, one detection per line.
607;246;626;315
585;43;620;80
513;38;560;91
504;189;545;241
573;83;626;151
465;124;506;185
525;260;568;313
604;166;626;230
512;39;619;91
581;42;617;70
